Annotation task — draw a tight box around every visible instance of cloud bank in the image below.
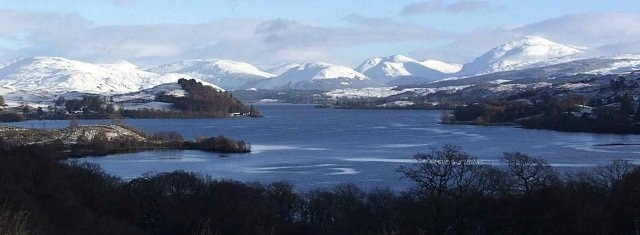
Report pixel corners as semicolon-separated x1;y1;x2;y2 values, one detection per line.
0;9;440;66
1;8;639;67
410;12;640;63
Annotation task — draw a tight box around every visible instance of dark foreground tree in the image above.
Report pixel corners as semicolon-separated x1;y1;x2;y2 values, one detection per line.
502;152;559;194
397;144;505;233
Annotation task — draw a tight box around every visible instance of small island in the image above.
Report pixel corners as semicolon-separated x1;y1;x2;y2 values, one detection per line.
0;123;251;159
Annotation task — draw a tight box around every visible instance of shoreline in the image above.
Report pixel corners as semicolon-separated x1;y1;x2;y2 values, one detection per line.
0;124;251;159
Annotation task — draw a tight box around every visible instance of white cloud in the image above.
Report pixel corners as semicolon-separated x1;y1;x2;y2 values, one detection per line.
516;13;640;47
401;0;489;15
592;41;640;56
0;9;443;66
1;9;639;67
410;12;640;63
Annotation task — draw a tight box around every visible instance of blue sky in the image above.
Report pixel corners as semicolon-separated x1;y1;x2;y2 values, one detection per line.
0;0;639;67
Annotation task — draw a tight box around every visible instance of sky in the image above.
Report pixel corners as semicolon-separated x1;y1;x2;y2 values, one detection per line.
0;0;639;68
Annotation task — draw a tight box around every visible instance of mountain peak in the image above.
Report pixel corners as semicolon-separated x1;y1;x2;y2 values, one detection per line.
458;35;585;75
255;62;378;90
519;35;555;43
384;55;415;63
292;62;367;80
355;55;453;84
300;61;332;69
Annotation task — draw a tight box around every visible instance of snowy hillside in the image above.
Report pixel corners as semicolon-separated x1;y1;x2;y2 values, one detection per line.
257;62;381;90
421;59;462;73
424;57;640;88
113;83;189;111
0;57;213;95
266;63;301;76
147;59;274;90
0;57;151;94
458;36;585;76
586;55;640;74
0;57;224;107
355;55;458;85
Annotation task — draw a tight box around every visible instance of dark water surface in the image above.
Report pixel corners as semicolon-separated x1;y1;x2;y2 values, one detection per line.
10;104;640;190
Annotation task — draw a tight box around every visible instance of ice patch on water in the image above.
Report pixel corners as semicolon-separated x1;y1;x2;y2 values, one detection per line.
560;143;640;154
342;158;415;163
251;144;329;154
408;127;486;140
549;163;599;167
245;164;337;174
325;168;359;175
103;157;209;163
376;143;433;148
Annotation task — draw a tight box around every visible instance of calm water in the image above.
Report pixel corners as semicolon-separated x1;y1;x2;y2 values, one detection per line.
10;104;640;190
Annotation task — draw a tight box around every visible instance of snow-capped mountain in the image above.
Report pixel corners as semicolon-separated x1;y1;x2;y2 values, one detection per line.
424;56;640;89
0;56;224;106
421;59;462;73
355;55;459;85
0;57;211;95
147;59;274;90
256;62;381;90
3;34;640;106
266;63;301;76
458;36;585;76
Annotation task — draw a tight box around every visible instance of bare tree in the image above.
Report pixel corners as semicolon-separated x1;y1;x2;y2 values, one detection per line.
398;144;504;233
594;159;636;190
502;152;559;193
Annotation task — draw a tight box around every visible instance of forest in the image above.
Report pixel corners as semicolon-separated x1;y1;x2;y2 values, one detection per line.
1;144;639;234
447;93;640;134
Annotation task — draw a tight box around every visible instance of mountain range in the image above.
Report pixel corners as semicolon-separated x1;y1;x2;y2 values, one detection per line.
147;59;274;90
1;35;640;105
355;55;461;85
258;62;380;90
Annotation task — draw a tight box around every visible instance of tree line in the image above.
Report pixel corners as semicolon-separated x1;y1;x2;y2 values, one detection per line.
155;79;261;117
448;93;640;134
1;144;639;234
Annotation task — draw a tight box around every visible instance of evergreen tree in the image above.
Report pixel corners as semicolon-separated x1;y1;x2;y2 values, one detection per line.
621;93;635;116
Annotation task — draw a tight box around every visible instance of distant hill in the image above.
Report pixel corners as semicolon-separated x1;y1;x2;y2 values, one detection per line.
256;62;381;90
147;59;274;90
457;36;585;76
355;55;459;85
